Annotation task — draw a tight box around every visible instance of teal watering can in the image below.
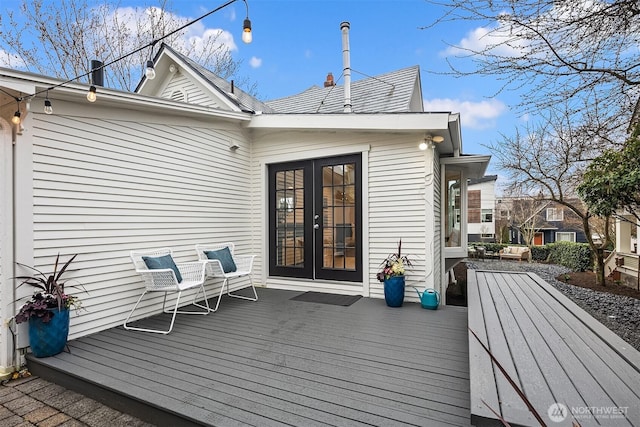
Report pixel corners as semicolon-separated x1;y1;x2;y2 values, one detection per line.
413;287;439;310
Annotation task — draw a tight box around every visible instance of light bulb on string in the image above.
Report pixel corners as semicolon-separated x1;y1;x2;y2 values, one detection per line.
44;91;53;114
87;85;97;102
145;60;156;80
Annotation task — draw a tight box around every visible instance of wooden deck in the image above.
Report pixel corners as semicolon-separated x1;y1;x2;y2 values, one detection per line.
27;288;471;427
468;270;640;427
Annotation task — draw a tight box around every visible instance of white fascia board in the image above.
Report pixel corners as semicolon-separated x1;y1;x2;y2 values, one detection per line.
248;113;451;132
0;68;249;122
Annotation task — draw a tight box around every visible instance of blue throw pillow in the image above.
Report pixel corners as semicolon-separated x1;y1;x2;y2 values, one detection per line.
142;254;183;283
204;247;237;273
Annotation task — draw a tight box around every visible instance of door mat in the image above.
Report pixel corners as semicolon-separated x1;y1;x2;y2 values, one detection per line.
290;292;362;306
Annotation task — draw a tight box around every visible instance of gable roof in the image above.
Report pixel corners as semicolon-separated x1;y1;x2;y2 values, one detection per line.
265;66;423;113
137;43;274;113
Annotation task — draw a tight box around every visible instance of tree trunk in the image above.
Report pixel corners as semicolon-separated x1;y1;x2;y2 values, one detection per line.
583;216;606;286
593;247;606;287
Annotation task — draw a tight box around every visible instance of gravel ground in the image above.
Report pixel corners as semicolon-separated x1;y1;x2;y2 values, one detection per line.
465;259;640;352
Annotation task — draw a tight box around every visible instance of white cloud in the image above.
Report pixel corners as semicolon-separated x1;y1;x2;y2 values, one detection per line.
107;6;237;54
441;24;528;58
249;56;262;68
423;98;507;130
0;49;26;68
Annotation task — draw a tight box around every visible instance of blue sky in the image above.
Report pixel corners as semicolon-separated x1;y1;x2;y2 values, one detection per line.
2;0;527;179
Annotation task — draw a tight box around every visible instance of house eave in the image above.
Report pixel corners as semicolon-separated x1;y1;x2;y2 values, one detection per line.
440;154;491;179
0;68;251;122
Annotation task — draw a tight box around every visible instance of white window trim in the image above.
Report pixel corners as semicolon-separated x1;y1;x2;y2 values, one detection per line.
556;232;576;242
546;208;564;221
481;209;493;223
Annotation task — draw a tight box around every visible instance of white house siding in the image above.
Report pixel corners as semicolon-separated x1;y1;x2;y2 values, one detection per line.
160;73;221;109
250;130;431;302
24;101;252;340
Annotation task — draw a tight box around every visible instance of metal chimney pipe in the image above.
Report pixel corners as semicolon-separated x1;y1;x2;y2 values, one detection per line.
340;21;352;113
90;60;104;87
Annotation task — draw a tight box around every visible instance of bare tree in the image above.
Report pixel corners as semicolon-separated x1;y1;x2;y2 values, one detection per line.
425;0;640;137
489;108;611;285
1;0;246;91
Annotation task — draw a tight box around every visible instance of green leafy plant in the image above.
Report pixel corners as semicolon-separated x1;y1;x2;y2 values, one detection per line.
14;254;85;324
377;240;413;282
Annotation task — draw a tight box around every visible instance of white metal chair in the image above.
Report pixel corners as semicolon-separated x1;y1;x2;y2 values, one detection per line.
125;248;210;334
195;242;258;312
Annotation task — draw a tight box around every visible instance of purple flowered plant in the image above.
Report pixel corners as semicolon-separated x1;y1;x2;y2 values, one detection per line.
14;254;84;324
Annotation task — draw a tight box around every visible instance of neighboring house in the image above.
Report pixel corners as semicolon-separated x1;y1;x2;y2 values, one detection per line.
504;198;587;245
0;40;489;374
467;175;497;243
607;212;640;288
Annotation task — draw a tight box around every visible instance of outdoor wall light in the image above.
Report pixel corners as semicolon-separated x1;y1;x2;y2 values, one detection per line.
420;135;444;150
87;85;97;103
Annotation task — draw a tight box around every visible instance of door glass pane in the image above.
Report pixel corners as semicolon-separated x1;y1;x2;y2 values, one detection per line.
322;163;356;271
275;168;304;267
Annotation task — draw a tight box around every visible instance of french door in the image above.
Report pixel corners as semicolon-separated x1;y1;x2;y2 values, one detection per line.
269;154;362;282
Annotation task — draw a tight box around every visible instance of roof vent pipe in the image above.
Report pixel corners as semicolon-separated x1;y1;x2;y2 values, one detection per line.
90;60;104;87
340;21;352;113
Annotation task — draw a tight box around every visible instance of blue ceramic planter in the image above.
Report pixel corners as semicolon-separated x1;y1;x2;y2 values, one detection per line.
28;308;69;358
384;276;405;307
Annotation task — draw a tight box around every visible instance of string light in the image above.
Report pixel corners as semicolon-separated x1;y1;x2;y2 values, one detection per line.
242;0;252;43
44;92;53;114
145;60;156;80
2;0;253;120
86;85;97;102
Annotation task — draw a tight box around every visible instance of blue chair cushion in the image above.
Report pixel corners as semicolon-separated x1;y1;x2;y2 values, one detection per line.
142;254;183;283
204;247;237;273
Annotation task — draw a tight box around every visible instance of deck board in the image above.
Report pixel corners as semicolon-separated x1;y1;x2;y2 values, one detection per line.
468;270;640;427
28;288;471;427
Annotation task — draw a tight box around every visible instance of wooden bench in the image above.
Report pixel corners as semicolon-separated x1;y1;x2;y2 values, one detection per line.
468;270;640;426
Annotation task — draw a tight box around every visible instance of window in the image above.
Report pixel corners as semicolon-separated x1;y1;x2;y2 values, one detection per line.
556;232;576;242
547;208;564;221
445;171;462;247
481;209;493;223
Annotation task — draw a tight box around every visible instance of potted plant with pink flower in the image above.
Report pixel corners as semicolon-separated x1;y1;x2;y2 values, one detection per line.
377;240;413;307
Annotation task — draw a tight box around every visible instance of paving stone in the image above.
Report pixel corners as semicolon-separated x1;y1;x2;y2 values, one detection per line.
0;405;16;420
110;413;151;427
57;420;87;427
23;405;59;423
45;390;84;411
29;385;66;402
13;378;50;394
4;395;42;415
60;398;101;419
0;414;31;427
36;412;72;427
78;404;121;427
0;389;24;404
